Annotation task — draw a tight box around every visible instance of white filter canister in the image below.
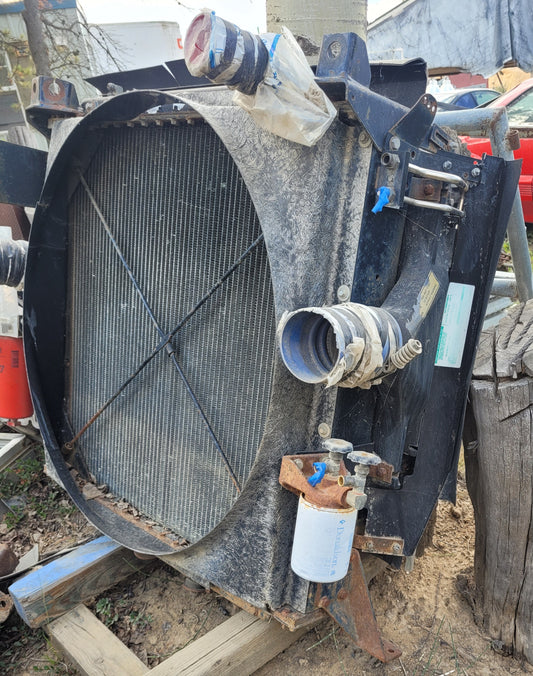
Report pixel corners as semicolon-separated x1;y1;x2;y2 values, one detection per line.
291;496;357;583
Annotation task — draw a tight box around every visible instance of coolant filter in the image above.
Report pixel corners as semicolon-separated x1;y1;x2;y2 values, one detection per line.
291;495;357;583
0;336;33;421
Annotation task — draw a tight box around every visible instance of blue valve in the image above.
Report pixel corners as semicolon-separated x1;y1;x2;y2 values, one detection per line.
371;186;391;214
308;462;327;487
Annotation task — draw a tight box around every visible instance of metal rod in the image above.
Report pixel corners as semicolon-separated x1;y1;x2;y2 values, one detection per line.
408;163;468;191
403;196;464;217
435;107;533;301
71;173;246;492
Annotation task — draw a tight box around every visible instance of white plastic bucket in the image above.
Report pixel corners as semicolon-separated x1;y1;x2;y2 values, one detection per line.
291;495;357;583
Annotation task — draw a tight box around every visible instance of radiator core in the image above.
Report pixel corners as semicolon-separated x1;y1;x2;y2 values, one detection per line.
66;121;276;543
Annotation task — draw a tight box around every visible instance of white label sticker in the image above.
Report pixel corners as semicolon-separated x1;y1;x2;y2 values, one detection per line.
434;282;475;368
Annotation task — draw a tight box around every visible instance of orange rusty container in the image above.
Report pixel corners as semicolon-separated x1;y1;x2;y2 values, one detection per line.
0;336;33;421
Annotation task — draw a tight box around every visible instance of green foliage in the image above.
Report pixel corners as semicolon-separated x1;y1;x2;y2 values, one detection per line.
95;597;120;627
0;445;76;531
0;454;42;498
128;609;153;630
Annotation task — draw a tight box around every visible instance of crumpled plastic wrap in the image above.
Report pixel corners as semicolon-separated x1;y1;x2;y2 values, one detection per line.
184;11;337;147
235;27;337;147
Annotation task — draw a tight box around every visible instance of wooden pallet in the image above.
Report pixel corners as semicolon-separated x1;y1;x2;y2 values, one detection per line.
9;537;316;676
47;604;310;676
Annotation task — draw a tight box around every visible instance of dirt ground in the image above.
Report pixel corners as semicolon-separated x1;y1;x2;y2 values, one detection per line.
1;447;532;675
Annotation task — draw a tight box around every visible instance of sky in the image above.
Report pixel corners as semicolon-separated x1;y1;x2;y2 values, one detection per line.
78;0;398;34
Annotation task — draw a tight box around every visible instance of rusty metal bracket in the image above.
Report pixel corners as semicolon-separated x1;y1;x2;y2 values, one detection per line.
279;454;353;508
368;460;394;484
354;534;404;556
314;550;402;663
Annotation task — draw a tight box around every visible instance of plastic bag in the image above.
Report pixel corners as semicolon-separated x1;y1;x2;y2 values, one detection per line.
234;27;337;147
184;11;336;147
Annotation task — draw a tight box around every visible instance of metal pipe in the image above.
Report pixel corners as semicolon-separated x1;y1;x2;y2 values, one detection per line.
491;277;518;298
435;107;533;301
408;163;468;191
403;196;464;217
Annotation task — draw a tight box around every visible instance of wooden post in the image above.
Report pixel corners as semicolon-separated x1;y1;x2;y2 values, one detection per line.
464;300;533;662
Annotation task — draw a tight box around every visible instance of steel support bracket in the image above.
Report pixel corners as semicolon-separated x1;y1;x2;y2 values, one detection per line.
314;549;402;663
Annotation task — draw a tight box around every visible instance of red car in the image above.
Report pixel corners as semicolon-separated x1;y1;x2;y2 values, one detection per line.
463;78;533;224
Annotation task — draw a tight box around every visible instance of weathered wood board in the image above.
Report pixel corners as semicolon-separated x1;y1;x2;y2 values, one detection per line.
47;604;148;676
9;536;149;627
149;610;309;676
465;301;533;662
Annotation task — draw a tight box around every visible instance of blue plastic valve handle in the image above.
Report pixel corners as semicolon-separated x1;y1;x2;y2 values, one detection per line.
371;186;391;214
308;462;327;487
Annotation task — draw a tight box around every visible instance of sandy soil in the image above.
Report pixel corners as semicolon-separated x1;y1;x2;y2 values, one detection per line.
2;455;532;675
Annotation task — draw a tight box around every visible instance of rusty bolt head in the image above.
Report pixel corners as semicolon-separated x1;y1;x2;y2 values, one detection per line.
318;595;330;608
337;589;348;601
423;183;435;196
392;543;402;554
365;541;375;552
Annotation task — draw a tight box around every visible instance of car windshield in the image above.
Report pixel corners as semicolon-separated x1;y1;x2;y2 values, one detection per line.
506;89;533;126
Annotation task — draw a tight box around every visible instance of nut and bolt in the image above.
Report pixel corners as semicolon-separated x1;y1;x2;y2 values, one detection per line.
442;160;453;170
389;136;401;151
358;130;372;147
337;285;351;302
471;167;481;178
337;589;348;601
392;543;402;554
318;423;331;438
423;183;435;196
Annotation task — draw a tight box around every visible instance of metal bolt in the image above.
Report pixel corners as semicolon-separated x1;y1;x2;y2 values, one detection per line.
318;423;331;438
366;541;375;552
337;285;350;302
392;543;402;554
337;589;348;601
389;136;401;151
423;183;435;196
471;167;481;177
442;160;452;170
358;130;372;147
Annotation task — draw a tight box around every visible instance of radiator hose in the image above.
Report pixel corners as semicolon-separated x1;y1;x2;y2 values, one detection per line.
0;239;28;287
277;302;422;389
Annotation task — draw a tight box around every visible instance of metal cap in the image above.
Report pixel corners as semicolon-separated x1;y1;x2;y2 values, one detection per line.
347;450;381;466
322;438;353;454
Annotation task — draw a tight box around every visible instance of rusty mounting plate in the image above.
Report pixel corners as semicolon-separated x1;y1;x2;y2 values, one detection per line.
354;534;404;556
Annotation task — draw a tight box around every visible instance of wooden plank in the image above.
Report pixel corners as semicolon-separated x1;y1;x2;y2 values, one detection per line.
46;604;148;676
0;433;27;471
150;610;308;676
8;536;148;627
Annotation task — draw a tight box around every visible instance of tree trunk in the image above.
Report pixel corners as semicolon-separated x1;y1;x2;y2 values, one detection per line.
464;300;533;662
267;0;367;58
22;0;51;77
